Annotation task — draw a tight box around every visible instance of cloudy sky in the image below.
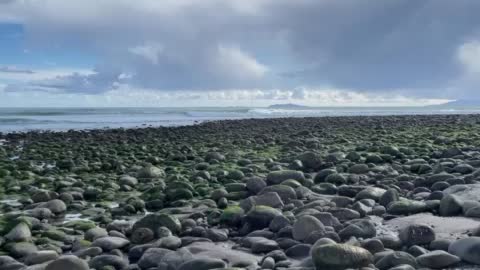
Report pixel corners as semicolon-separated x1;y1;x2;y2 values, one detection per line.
0;0;479;107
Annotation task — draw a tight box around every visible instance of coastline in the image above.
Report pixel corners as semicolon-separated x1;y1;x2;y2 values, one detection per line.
2;114;480;269
1;112;480;135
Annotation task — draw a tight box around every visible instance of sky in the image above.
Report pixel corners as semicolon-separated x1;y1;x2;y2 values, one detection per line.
0;0;479;107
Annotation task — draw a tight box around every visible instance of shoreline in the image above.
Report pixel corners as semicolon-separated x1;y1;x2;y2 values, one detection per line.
2;114;480;269
2;113;480;136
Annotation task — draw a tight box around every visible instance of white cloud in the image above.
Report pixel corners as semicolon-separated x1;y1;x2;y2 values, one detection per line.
214;45;269;80
458;41;480;74
0;83;450;107
0;67;94;82
1;0;480;101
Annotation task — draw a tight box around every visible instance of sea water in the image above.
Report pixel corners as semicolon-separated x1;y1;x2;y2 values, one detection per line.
1;106;480;132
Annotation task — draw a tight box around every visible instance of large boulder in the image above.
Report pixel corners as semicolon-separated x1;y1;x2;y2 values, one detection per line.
448;237;480;265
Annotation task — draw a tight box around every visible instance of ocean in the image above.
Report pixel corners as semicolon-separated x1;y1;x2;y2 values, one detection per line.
1;106;480;133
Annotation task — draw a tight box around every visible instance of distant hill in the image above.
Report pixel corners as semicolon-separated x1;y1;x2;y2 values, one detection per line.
268;103;310;109
432;100;480;107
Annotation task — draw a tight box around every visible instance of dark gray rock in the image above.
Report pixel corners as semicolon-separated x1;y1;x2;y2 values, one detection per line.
89;255;128;270
448;237;480;265
398;223;435;246
416;250;460;269
312;243;373;269
91;236;130;251
177;257;227;270
266;170;305;186
292;215;325;241
45;256;89;270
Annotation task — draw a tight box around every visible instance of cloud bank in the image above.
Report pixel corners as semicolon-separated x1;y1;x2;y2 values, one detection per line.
1;0;479;105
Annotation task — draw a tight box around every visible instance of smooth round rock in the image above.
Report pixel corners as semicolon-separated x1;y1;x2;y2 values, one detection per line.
416;250;460;268
398;223;435;246
448;237;480;265
292;215;324;241
45;255;89;270
177;257;226;270
312;243;373;269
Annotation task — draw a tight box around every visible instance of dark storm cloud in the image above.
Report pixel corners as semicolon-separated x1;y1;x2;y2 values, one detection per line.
1;0;480;98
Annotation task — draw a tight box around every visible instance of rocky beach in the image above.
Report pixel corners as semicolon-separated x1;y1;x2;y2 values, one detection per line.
2;114;480;270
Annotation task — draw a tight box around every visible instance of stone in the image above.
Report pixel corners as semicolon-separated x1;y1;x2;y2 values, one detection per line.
285;243;311;258
5;223;31;242
8;242;38;258
131;227;155;244
398;223;435;246
439;194;463;216
416;250;460;268
45;256;89;270
292;215;325;241
448;237;480;265
266;170;305;186
297;151;322;170
158;236;182;250
25;251;59;265
355;187;386;201
84;227;108;242
261;257;275;269
219;206;245;227
259;185;297;203
375;251;417;270
177;257;226;270
349;164;369;174
387;200;427;215
89;255;128;270
137;248;172;269
41;199;67;214
245;176;267;194
245;206;282;230
137;165;165;179
339;219;376;240
379;188;399;207
312;243;373;269
269;215;290;233
91;236;130;251
250;238;279;253
133;213;181;236
239;192;284;211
